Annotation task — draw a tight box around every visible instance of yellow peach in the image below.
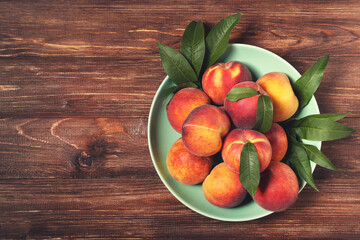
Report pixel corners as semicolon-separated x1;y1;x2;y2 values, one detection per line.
222;129;272;173
166;88;211;133
182;105;230;157
166;138;213;185
257;72;299;122
202;61;252;105
264;123;288;162
203;163;247;208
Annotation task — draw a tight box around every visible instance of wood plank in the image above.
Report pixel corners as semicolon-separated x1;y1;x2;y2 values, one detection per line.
0;178;359;239
0;117;358;180
0;57;160;118
0;1;359;58
0;56;359;118
0;118;149;179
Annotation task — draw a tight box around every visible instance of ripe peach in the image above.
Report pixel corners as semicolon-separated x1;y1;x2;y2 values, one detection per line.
254;161;299;212
264;123;288;162
166;88;211;133
166;138;213;185
202;163;247;208
222;129;272;173
224;81;270;129
257;72;299;122
182;105;230;157
202;61;252;105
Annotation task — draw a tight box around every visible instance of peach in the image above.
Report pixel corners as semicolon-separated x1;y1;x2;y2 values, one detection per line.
202;61;252;105
264;123;288;162
222;129;272;173
224;81;270;129
166;138;213;185
182;105;230;157
254;161;299;212
256;72;299;122
202;163;247;208
166;88;211;133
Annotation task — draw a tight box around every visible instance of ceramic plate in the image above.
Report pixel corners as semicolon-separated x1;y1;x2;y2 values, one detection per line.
148;44;321;221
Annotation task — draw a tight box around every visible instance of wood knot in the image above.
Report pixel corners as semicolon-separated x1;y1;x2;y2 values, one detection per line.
74;135;107;172
76;151;94;169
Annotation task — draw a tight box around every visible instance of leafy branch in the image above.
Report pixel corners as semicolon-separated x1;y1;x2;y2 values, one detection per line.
158;14;242;103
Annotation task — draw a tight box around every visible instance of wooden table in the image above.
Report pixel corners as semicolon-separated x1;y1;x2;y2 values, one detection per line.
0;1;359;239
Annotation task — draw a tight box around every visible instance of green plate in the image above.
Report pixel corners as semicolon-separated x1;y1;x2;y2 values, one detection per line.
148;44;321;221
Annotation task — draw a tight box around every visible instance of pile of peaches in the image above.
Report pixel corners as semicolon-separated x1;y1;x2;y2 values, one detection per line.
166;61;300;212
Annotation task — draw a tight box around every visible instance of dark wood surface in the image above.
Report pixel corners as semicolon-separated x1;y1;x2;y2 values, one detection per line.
0;0;359;239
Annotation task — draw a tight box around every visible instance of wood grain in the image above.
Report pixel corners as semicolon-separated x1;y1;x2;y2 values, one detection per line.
0;117;358;179
0;178;358;239
0;57;359;118
0;0;359;239
0;0;359;58
0;117;149;179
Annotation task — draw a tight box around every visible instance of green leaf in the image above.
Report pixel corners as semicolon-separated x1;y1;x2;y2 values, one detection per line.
254;95;273;133
293;55;329;109
287;135;318;191
239;141;260;198
302;144;341;171
291;117;355;141
304;112;349;121
162;86;177;105
180;21;205;77
290;113;350;124
226;87;259;101
157;42;198;85
162;82;199;105
205;13;242;68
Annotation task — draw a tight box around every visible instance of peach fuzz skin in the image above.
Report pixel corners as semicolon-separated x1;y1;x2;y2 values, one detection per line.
254;161;299;212
264;123;288;162
202;61;252;105
222;129;272;173
202;163;247;208
256;72;299;122
166;138;213;185
224;81;270;129
182;105;230;157
166;88;211;133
